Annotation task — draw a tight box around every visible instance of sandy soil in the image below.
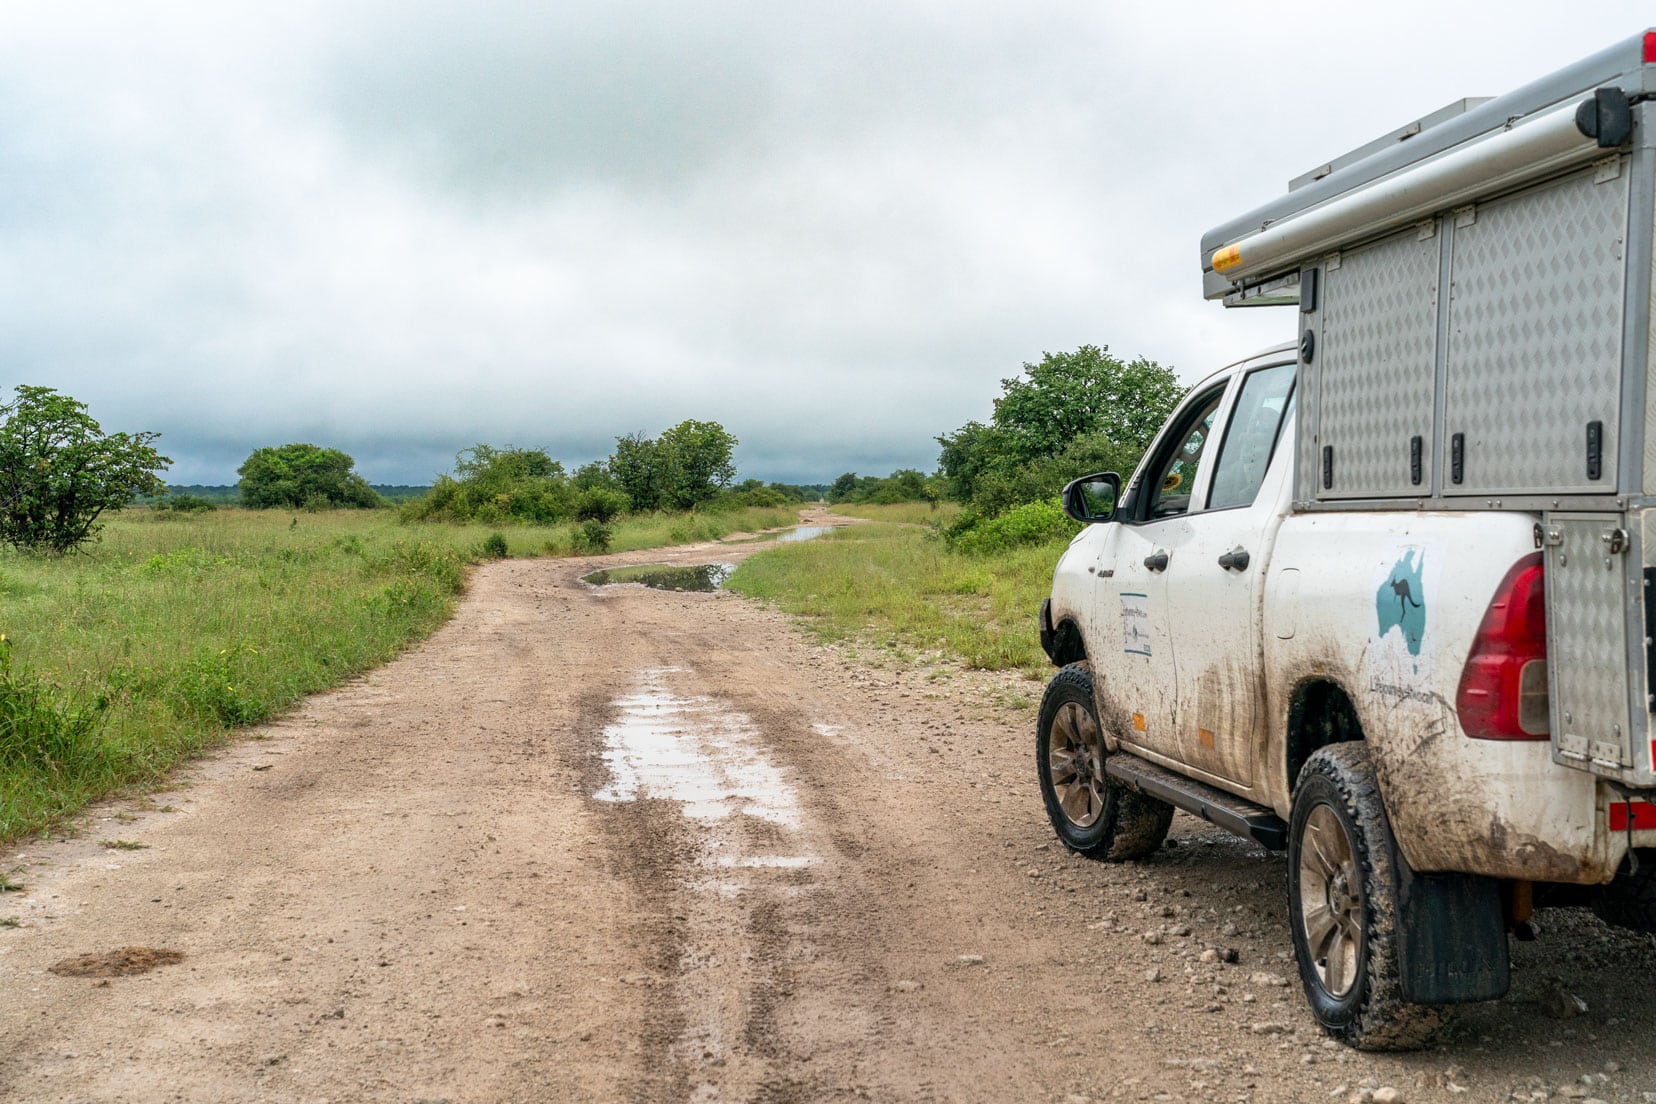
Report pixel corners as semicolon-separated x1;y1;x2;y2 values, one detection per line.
4;510;1656;1104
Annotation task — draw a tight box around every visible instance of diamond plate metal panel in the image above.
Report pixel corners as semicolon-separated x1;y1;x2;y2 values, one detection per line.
1315;230;1440;498
1445;167;1628;495
1294;326;1319;502
1547;514;1633;772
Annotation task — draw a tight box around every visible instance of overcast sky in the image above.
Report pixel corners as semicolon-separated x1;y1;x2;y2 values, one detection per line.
3;3;1652;484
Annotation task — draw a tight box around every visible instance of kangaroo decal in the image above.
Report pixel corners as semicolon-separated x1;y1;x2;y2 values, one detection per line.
1376;550;1427;659
1388;577;1421;617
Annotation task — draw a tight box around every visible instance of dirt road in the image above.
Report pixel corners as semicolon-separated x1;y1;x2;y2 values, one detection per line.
5;520;1656;1104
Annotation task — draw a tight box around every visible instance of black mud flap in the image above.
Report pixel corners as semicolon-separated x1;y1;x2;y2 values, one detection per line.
1038;598;1056;663
1395;863;1510;1004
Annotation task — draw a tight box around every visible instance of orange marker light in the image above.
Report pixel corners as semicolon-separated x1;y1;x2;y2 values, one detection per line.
1212;244;1244;274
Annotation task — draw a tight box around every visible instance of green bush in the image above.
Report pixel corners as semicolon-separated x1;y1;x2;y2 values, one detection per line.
946;498;1079;555
575;487;628;524
481;532;509;559
577;518;613;553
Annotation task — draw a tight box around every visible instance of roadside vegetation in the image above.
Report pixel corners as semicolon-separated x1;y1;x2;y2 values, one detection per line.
0;344;1176;843
0;501;805;844
0;511;463;842
731;345;1184;677
728;502;1063;678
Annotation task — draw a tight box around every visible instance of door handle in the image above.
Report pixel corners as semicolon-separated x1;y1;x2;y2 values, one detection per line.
1143;551;1169;572
1217;548;1251;572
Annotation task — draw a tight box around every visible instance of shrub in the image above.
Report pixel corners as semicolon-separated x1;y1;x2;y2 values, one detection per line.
946;498;1080;555
575;487;629;524
481;532;509;559
576;518;613;554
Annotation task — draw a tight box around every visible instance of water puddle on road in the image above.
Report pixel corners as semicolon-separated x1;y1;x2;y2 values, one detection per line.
592;669;805;830
591;668;820;1092
581;562;735;592
776;526;832;542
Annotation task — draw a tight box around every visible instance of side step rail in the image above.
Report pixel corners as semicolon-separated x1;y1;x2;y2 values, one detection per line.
1105;754;1287;851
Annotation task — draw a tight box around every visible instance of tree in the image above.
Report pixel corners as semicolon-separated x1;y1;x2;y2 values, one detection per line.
827;472;860;504
934;420;1004;504
610;432;664;512
0;385;169;552
611;420;738;512
991;345;1183;463
401;444;573;524
936;345;1186;515
238;443;380;509
657;419;738;509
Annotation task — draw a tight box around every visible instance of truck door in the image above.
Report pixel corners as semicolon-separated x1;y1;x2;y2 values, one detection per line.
1090;384;1226;762
1163;360;1297;791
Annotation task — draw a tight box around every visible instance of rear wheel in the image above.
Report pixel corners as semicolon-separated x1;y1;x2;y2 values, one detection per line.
1287;743;1446;1050
1593;849;1656;933
1036;664;1172;860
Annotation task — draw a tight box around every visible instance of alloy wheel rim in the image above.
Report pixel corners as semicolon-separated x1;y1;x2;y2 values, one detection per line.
1297;803;1364;998
1048;701;1106;828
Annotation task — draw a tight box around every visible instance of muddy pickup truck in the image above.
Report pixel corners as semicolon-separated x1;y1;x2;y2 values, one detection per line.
1034;30;1656;1050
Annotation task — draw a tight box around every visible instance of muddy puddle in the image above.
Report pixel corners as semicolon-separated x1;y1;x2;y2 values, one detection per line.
776;525;832;542
581;562;735;591
592;668;804;830
722;524;835;545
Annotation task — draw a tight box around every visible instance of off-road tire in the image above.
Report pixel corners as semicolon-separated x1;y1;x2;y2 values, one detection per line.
1036;664;1172;860
1287;743;1447;1051
1593;849;1656;933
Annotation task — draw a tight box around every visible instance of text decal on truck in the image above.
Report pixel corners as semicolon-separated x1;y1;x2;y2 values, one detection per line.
1120;593;1150;655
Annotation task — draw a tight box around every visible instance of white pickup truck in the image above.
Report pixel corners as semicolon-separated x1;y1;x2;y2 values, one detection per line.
1035;30;1656;1050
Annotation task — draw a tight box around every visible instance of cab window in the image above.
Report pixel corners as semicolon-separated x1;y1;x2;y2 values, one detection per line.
1142;387;1224;520
1206;363;1296;510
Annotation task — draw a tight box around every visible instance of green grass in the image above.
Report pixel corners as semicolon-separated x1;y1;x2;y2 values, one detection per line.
0;509;472;843
566;505;800;555
834;501;960;526
726;503;1062;677
0;502;802;845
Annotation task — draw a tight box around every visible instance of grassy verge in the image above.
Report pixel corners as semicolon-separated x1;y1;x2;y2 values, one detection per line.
0;502;803;843
474;503;802;557
726;503;1062;678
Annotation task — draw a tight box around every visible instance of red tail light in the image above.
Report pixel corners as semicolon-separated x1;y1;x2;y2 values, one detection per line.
1456;553;1548;740
1645;30;1656;64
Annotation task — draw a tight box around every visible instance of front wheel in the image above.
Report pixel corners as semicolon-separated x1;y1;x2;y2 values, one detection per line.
1287;743;1446;1050
1036;664;1172;860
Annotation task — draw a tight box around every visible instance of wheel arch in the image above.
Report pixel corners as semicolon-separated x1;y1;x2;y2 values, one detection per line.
1284;677;1364;794
1048;617;1086;668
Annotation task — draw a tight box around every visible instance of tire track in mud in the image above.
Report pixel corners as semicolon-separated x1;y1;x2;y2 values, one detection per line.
578;662;837;1103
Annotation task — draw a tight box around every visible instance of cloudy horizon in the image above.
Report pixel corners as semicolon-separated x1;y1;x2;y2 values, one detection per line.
3;3;1651;486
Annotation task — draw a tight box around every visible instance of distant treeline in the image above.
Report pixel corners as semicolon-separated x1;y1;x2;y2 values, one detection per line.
151;484;433;506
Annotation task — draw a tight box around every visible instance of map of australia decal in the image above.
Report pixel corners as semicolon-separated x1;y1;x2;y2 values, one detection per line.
1368;543;1439;711
1376;549;1426;657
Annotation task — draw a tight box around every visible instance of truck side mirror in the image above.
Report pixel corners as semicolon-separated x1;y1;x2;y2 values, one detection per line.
1062;472;1121;524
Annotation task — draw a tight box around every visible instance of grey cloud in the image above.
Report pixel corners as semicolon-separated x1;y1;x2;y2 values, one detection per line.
1;3;1651;487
